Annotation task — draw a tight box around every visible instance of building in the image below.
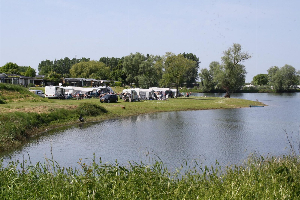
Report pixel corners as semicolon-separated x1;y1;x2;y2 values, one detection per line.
63;78;111;87
0;73;45;86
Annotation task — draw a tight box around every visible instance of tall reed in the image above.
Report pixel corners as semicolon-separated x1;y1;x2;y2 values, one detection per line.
1;154;299;199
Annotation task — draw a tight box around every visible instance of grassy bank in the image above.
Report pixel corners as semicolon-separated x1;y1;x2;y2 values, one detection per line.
1;154;299;199
0;83;264;152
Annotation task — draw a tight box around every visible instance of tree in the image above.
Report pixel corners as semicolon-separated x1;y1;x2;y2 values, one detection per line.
268;65;298;92
18;66;30;75
213;43;251;97
252;74;268;86
199;61;221;92
138;55;162;88
38;60;54;75
100;57;120;70
297;70;300;85
160;53;196;96
181;52;200;87
24;66;36;77
69;61;110;79
38;57;89;76
0;62;20;74
110;58;126;82
46;70;61;83
123;53;146;86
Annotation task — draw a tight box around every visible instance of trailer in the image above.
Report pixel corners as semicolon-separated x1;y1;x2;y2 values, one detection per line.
149;87;177;99
122;89;139;102
138;88;155;100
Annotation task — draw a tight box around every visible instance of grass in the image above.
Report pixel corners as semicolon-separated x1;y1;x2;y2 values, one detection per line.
0;154;299;199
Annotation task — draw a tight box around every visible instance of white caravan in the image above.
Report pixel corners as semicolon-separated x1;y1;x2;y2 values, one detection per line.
122;89;139;102
149;87;177;99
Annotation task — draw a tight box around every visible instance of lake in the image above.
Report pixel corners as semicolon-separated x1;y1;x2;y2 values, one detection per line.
1;93;299;170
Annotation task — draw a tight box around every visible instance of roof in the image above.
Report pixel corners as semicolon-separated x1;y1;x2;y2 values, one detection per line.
0;73;7;78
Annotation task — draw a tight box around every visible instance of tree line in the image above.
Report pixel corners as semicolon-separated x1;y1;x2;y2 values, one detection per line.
0;62;36;77
252;65;300;92
1;43;299;94
199;44;300;95
30;52;199;90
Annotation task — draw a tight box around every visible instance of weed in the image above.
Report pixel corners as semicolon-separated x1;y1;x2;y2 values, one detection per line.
0;154;299;199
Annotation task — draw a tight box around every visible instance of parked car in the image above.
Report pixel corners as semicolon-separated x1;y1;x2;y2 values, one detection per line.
100;94;118;103
29;90;45;98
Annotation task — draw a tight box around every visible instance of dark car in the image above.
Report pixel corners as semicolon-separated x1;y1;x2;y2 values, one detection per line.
100;94;118;103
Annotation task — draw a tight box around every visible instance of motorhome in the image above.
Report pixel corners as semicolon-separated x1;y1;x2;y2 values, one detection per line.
45;86;65;99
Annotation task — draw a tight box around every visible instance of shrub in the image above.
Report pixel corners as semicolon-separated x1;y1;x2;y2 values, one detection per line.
0;97;6;104
76;103;107;116
114;81;122;87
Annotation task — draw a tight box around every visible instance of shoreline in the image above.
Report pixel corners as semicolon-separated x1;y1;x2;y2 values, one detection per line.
0;96;265;153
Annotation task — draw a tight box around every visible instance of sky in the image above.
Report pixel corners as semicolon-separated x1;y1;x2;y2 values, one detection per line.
0;0;299;82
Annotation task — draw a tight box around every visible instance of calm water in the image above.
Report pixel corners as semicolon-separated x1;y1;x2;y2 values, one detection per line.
1;93;300;170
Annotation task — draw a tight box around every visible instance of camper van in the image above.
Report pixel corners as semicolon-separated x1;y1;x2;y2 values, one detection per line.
45;86;65;99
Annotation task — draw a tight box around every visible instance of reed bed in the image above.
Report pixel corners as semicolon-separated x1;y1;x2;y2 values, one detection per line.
1;154;299;199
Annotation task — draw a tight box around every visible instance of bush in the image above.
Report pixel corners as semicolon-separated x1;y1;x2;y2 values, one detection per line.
0;97;6;104
76;103;107;116
114;81;122;87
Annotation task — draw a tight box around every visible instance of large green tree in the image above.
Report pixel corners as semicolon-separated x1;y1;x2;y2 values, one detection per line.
252;74;268;86
213;43;251;97
99;57;120;70
123;53;146;86
70;60;110;80
268;65;298;92
199;61;220;92
160;52;196;96
0;62;20;74
110;58;127;84
181;52;200;87
138;55;162;88
24;66;36;77
38;60;54;75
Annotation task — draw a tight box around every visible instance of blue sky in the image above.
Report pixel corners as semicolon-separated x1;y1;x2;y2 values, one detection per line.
1;0;299;82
